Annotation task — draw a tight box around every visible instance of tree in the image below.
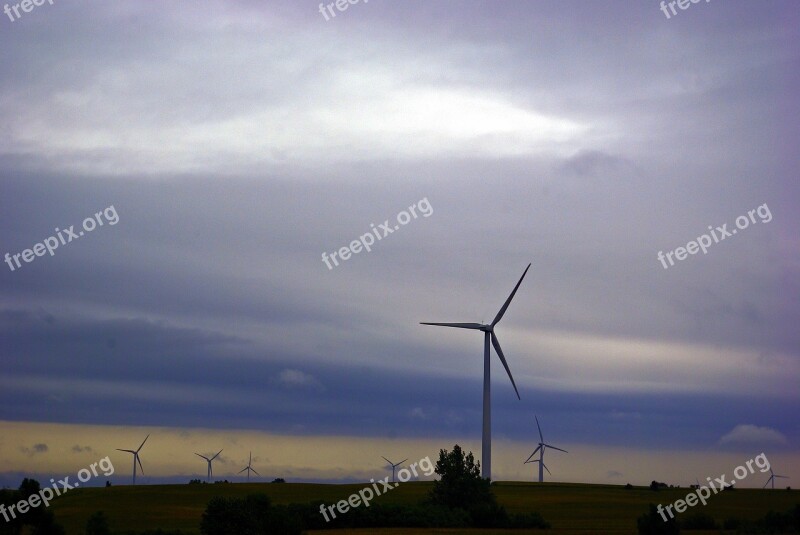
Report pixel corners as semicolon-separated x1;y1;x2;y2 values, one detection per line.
429;445;494;510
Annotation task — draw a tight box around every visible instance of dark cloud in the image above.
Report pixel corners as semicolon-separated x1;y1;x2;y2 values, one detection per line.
20;443;48;457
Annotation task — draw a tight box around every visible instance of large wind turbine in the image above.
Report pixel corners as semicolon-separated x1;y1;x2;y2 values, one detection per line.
238;451;260;482
195;449;223;482
421;263;530;479
524;416;567;483
116;434;149;485
382;457;408;483
764;467;789;489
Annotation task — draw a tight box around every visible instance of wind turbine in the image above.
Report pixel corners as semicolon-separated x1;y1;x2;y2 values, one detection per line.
382;457;408;483
764;468;789;489
195;449;223;483
238;451;260;482
421;263;530;479
524;416;567;482
116;434;149;485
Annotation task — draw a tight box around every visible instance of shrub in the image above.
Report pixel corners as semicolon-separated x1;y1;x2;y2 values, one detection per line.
678;512;717;530
85;512;111;535
637;504;679;535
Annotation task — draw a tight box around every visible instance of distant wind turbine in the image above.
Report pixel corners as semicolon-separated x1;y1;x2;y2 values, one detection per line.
382;457;408;483
524;416;567;482
421;263;530;479
238;451;260;482
195;449;223;482
764;468;789;489
116;434;149;485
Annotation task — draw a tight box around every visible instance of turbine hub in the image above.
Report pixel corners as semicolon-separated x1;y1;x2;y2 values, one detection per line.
480;324;493;332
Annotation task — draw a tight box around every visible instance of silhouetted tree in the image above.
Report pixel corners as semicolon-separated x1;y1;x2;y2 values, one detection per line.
429;444;494;510
427;445;519;527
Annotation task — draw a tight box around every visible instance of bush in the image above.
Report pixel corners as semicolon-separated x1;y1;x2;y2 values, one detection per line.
507;511;551;529
0;479;65;535
678;512;717;530
723;504;800;534
637;504;679;535
200;494;272;535
85;512;111;535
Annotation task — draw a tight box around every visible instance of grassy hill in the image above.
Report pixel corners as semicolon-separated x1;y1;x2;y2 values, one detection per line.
48;481;798;534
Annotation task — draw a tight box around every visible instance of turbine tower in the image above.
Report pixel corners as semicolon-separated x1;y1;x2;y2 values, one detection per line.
421;263;530;479
238;451;260;482
382;457;408;483
195;449;223;483
116;434;149;485
524;416;567;482
764;467;789;489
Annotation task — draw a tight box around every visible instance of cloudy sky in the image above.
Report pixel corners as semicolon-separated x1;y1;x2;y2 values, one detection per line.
1;0;798;488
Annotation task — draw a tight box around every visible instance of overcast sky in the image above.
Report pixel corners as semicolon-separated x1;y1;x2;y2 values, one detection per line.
1;0;798;487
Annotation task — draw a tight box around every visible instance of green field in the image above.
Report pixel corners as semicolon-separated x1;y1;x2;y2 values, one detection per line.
49;481;798;534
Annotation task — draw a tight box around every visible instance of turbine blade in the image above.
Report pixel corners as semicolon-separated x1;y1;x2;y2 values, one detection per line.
764;478;771;488
251;468;260;476
535;415;543;443
137;434;150;452
420;322;483;329
491;263;531;326
117;449;135;454
238;467;248;474
543;463;551;475
381;456;391;465
136;455;144;475
544;444;568;453
195;453;210;461
524;446;542;463
491;332;520;399
523;455;535;464
775;475;789;479
211;449;223;460
399;459;408;465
